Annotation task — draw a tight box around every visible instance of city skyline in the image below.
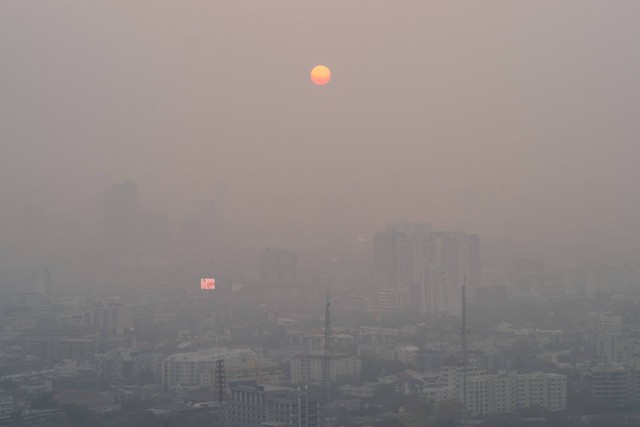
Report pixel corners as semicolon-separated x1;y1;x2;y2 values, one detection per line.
2;2;640;426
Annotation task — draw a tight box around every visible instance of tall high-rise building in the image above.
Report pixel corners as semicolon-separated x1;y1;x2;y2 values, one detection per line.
142;211;170;261
374;223;432;288
594;263;634;294
105;180;138;263
373;223;481;315
259;248;298;288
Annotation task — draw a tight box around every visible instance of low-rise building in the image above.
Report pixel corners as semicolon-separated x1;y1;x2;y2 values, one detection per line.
338;384;375;399
587;312;623;334
0;396;12;421
162;348;280;389
591;364;639;407
228;382;319;427
515;371;567;413
429;368;567;416
25;336;96;361
421;386;453;402
95;348;159;381
394;345;419;364
290;353;361;384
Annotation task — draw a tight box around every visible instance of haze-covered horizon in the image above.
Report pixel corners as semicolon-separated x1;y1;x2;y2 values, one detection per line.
3;1;640;278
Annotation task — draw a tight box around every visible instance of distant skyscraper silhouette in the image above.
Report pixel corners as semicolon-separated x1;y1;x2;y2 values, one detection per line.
259;248;297;288
105;180;138;264
373;223;481;315
594;263;633;294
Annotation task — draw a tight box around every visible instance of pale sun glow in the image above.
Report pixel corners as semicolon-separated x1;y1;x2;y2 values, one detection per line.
310;65;331;86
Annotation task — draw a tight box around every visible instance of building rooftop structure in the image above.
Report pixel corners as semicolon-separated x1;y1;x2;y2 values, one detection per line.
164;347;255;362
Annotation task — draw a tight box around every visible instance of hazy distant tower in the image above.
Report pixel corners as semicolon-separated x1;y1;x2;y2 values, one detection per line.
374;223;432;288
259;248;298;288
105;180;138;264
373;223;481;315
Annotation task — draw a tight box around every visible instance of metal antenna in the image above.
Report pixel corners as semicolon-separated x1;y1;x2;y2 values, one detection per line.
215;358;227;403
462;275;468;427
323;289;333;427
215;358;227;427
323;290;331;404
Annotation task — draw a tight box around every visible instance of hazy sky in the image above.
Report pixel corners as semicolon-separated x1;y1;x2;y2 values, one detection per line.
2;1;640;260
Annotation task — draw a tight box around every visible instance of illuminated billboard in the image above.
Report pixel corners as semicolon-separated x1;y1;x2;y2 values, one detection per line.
200;278;216;290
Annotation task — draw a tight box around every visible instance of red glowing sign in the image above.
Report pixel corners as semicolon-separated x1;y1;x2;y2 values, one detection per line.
200;278;216;290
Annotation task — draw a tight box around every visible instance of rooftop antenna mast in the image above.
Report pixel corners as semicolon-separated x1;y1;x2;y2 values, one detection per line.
462;275;468;427
214;358;227;427
323;289;331;404
323;288;333;427
215;358;227;403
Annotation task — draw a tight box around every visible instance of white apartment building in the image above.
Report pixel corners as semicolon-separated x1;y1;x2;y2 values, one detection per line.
515;372;567;413
61;303;132;332
162;348;279;389
586;311;623;333
394;345;419;364
95;348;159;381
421;386;454;402
0;396;12;420
290;353;361;384
431;368;566;416
301;334;354;353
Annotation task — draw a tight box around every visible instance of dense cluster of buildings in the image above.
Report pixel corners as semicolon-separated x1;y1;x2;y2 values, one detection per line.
4;213;640;426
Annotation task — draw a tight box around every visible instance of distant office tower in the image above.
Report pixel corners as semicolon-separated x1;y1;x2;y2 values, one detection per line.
143;211;170;260
180;214;204;266
594;264;634;294
259;248;297;288
373;223;481;315
105;180;138;263
374;223;432;288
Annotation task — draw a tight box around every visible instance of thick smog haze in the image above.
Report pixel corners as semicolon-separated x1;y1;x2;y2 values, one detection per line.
2;1;640;273
4;3;640;425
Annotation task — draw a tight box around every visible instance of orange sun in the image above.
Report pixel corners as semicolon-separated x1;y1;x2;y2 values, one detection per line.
310;65;331;86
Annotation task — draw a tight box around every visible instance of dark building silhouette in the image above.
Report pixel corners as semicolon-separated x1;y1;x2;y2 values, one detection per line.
259;248;297;288
373;223;481;315
105;180;138;264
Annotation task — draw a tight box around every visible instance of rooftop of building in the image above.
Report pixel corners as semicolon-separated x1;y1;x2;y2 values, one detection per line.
164;347;255;362
291;352;356;359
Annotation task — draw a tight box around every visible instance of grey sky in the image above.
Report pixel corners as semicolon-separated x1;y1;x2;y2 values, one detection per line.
2;1;640;262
